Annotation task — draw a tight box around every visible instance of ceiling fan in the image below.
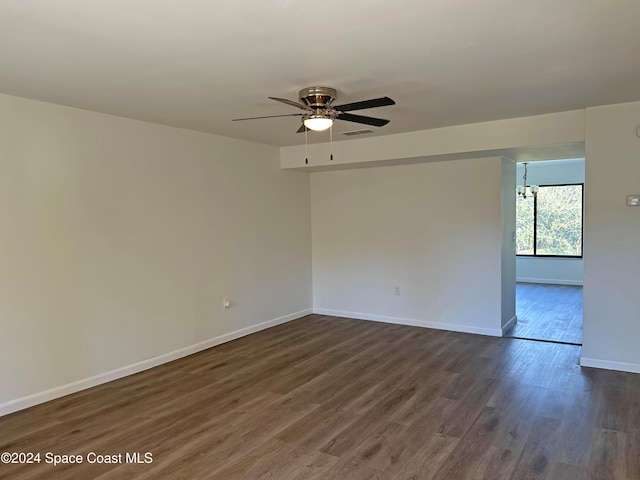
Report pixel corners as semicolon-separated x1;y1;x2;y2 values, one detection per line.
233;87;395;133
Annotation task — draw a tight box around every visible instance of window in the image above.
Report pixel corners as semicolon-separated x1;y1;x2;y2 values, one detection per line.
516;184;583;257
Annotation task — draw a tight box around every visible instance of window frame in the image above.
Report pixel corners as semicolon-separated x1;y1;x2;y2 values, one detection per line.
516;182;584;258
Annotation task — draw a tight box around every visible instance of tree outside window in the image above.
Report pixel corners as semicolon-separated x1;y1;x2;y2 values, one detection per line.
516;184;583;257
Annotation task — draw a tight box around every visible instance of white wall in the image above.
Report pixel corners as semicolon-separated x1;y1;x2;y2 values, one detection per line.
582;101;640;373
515;159;585;285
0;94;312;414
281;110;585;169
311;157;512;337
501;158;517;331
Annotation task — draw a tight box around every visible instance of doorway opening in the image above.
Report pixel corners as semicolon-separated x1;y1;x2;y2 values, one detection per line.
504;158;584;345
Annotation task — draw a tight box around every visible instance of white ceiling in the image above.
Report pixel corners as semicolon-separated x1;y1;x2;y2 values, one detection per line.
1;1;639;146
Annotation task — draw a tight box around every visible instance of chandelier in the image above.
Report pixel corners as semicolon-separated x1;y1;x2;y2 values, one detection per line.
517;162;539;199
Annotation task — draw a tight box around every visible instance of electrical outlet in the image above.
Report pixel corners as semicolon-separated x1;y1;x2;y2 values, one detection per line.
394;286;400;296
223;297;231;309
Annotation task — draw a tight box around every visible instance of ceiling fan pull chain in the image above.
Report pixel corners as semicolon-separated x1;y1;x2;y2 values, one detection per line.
330;125;334;160
305;127;308;165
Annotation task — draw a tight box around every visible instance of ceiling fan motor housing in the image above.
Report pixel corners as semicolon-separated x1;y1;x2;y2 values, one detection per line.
298;87;337;109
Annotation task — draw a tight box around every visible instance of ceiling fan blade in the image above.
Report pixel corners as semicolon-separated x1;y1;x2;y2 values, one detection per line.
268;97;310;110
232;113;303;121
337;113;390;127
296;124;309;133
333;96;395;112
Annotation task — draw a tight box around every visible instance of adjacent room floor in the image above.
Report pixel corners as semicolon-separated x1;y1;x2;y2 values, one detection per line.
1;314;635;480
504;283;583;345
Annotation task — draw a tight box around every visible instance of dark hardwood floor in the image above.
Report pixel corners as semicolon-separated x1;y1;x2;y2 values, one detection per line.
1;315;637;479
505;283;583;345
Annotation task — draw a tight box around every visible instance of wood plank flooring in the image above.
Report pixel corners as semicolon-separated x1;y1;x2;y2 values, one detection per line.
505;283;583;344
1;314;637;480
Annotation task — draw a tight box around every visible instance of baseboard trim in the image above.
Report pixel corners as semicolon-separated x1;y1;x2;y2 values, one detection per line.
0;308;312;418
313;308;503;337
517;277;583;286
580;357;640;374
501;315;517;336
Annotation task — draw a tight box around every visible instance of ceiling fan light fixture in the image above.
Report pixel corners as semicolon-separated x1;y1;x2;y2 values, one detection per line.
303;115;333;131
